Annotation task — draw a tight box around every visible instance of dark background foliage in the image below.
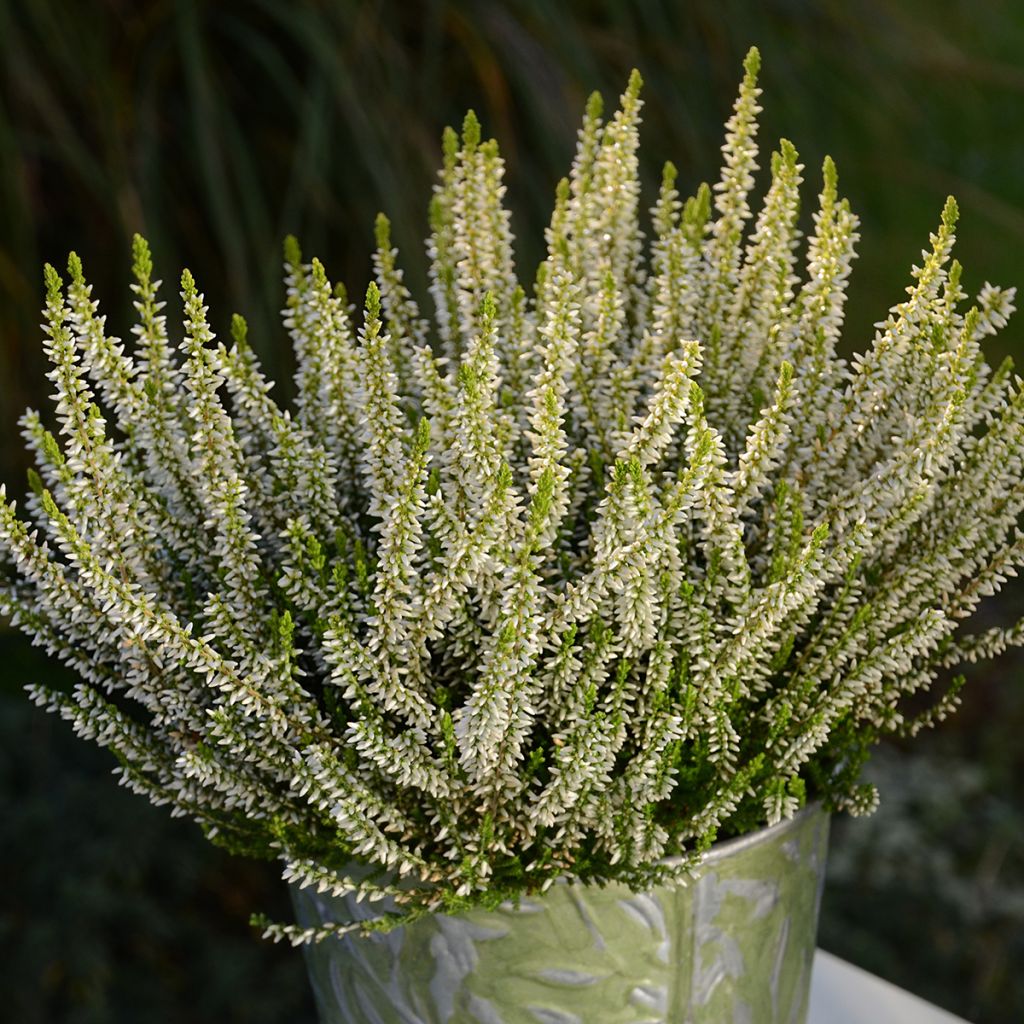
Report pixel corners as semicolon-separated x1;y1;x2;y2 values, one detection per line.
0;1;1022;1020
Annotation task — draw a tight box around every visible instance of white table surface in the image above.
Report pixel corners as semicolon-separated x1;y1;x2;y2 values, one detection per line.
809;949;970;1024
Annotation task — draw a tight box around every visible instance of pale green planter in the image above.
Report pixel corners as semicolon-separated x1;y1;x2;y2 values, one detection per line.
291;804;829;1024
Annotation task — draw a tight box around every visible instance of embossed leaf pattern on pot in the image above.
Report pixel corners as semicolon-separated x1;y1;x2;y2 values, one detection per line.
292;806;829;1024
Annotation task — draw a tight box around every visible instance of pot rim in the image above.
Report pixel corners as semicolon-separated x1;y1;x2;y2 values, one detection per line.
658;799;827;870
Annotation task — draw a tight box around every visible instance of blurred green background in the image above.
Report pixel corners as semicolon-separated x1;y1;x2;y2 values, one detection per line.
1;0;1022;1021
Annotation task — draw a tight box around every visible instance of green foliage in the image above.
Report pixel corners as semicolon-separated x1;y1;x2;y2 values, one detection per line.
2;47;1022;946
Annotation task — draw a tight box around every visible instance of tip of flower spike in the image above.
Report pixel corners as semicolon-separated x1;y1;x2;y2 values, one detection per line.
611;458;632;487
778;138;798;169
693;427;714;464
230;313;248;346
683;184;713;237
374;212;391;249
132;234;153;282
963;306;980;337
662;161;678;188
586;90;604;121
694;182;712;219
822;155;838;192
283;234;302;268
942;195;959;231
462;109;481;151
67;251;84;284
528;468;556;531
441;125;459;167
455;360;476;391
626;68;643;99
310;258;328;291
26;467;43;498
428;194;445;232
40;488;59;520
180;268;196;296
277;608;295;645
479;291;497;324
743;45;761;81
43;263;63;301
414;416;431;452
365;280;382;322
42;430;62;465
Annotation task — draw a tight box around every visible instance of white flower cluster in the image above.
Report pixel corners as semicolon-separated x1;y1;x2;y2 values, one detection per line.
3;48;1020;942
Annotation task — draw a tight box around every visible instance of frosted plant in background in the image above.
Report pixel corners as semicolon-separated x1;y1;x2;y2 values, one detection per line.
2;47;1021;944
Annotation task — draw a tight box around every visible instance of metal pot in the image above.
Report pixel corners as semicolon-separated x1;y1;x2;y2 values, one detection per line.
291;803;829;1023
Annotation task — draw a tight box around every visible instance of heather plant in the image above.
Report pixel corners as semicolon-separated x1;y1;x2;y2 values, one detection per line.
2;48;1020;945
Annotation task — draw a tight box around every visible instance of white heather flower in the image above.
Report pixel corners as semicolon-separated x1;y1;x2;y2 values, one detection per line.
3;47;1022;944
